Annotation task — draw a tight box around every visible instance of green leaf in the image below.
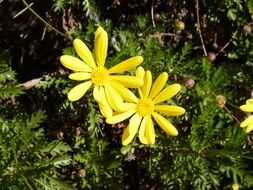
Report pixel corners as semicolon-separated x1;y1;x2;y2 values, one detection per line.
248;0;253;13
40;140;70;156
0;85;24;99
52;0;67;12
227;9;237;20
26;110;46;129
120;145;132;155
51;155;72;168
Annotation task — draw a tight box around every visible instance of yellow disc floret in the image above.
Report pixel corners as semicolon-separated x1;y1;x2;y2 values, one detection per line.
91;67;109;86
136;98;154;116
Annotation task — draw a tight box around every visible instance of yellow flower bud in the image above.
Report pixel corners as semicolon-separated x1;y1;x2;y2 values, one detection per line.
216;95;226;108
175;20;185;31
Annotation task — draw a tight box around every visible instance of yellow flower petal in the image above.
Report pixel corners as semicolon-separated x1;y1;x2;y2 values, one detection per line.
95;27;108;67
108;56;143;74
149;72;168;99
73;39;97;69
109;81;138;103
246;99;253;105
136;66;145;79
246;122;253;133
104;84;125;111
153;84;181;104
122;113;142;145
136;67;145;98
141;71;152;98
240;104;253;112
110;75;143;88
152;112;178;136
93;86;107;105
154;105;185;116
128;113;142;134
139;117;148;144
93;86;113;117
106;109;136;124
138;89;143;99
98;102;113;118
122;125;135;146
69;72;91;81
240;115;253;128
68;81;92;101
60;55;92;72
145;116;155;145
93;86;100;102
95;26;104;38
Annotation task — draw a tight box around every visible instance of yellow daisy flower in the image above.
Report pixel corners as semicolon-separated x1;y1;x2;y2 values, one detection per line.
60;27;143;117
106;67;185;145
239;99;253;133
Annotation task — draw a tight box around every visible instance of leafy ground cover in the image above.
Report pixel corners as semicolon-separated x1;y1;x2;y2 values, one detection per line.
1;0;253;189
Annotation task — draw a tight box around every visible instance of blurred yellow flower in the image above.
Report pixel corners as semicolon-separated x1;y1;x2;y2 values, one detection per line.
60;27;143;117
232;183;239;190
106;67;185;145
240;99;253;133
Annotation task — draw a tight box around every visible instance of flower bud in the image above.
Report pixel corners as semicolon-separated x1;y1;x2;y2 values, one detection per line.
207;52;216;62
216;95;226;108
175;20;185;31
154;13;160;21
78;169;86;178
243;25;251;35
184;77;195;88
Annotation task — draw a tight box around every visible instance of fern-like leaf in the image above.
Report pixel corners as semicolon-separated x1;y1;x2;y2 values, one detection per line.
26;110;46;129
0;85;24;99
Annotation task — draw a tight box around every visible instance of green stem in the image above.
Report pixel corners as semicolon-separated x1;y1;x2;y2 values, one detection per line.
21;175;34;190
226;100;239;109
223;105;240;123
21;0;71;40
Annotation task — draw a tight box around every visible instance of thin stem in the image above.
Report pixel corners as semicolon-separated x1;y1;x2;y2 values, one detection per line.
195;0;207;56
21;0;71;40
13;2;34;18
151;0;156;28
216;30;238;56
223;105;240;123
226;100;240;109
20;175;34;190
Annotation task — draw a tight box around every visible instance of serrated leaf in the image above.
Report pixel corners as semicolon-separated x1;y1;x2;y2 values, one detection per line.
52;0;67;12
0;69;16;82
227;9;237;20
0;85;24;99
40;140;70;156
36;174;76;190
51;155;72;168
26;110;46;129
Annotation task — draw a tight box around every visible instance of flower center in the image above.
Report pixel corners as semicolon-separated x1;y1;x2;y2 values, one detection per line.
91;67;109;86
136;98;154;116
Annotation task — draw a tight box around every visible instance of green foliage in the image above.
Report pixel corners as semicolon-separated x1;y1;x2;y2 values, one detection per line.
73;137;123;189
0;110;72;189
0;52;73;189
52;0;99;21
82;0;99;21
0;52;23;99
52;0;69;11
248;0;253;13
